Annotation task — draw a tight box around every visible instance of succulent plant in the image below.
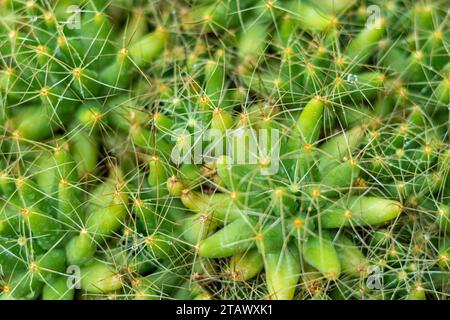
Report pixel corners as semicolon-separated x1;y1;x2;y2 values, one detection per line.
0;0;448;300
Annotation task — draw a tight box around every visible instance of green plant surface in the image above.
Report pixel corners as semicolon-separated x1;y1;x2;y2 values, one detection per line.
0;0;448;300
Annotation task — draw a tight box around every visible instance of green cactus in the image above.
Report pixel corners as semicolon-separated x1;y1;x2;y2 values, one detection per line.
0;0;448;301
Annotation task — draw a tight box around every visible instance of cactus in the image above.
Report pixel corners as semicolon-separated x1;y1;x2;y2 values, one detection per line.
0;0;448;301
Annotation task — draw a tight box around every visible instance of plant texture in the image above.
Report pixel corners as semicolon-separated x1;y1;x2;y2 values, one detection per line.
0;0;449;300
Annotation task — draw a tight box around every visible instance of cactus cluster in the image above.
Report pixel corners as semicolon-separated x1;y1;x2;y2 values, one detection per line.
0;0;449;300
